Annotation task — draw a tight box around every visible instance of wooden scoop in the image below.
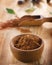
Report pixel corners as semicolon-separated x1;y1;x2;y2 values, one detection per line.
18;15;52;26
0;15;52;30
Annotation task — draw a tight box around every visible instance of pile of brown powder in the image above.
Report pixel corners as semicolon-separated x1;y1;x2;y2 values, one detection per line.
14;34;42;50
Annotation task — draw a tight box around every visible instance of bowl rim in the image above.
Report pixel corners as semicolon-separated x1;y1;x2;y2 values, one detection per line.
10;34;44;52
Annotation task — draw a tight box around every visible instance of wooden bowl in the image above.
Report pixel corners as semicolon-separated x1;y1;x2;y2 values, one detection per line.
10;34;44;62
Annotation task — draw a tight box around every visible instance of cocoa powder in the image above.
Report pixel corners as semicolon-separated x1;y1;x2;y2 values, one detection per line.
14;34;42;50
17;27;31;33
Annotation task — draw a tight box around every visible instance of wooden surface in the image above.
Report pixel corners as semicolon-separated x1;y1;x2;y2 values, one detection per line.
0;26;52;65
0;0;52;65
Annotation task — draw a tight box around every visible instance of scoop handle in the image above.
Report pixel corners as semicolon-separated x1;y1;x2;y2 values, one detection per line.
31;15;52;22
43;17;52;22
